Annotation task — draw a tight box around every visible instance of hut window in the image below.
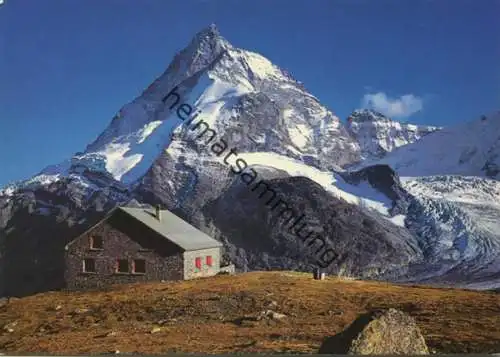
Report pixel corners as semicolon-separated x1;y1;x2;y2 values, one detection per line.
133;259;146;274
90;235;103;250
116;259;129;273
83;258;96;273
206;256;213;267
195;257;202;270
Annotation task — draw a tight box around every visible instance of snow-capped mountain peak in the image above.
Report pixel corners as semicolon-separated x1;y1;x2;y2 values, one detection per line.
347;109;441;161
26;24;360;187
366;111;500;179
348;109;391;123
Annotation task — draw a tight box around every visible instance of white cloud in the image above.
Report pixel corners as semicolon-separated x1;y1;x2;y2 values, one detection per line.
362;92;423;118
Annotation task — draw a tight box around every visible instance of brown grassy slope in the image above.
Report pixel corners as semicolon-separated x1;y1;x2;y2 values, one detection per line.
0;271;499;354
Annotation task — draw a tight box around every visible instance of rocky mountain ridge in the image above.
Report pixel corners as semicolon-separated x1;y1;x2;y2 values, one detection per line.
346;109;441;161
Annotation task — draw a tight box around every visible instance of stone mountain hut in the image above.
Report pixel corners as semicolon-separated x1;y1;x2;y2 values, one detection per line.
64;206;223;290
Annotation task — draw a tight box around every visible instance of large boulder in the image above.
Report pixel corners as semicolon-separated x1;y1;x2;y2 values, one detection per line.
319;308;429;355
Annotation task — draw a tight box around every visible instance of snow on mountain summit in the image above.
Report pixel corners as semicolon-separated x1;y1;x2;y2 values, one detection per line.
347;109;441;161
20;24;359;188
366;111;500;179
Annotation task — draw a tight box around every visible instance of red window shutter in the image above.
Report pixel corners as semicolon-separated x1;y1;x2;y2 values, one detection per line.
206;256;212;266
195;257;202;269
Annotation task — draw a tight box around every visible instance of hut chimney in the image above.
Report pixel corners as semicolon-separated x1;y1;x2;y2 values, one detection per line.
155;205;162;221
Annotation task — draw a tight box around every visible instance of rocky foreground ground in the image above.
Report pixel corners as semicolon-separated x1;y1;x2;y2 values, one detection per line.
0;271;499;354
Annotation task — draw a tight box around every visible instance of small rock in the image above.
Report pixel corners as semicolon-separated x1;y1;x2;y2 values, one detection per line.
106;331;118;337
3;321;17;332
327;310;343;316
73;307;91;314
55;305;62;311
157;318;177;325
257;310;287;321
266;300;278;308
150;326;162;334
270;311;287;320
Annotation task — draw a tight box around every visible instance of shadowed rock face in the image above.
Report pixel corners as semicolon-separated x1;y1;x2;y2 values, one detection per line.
341;164;412;217
319;308;429;355
341;164;406;202
199;175;423;278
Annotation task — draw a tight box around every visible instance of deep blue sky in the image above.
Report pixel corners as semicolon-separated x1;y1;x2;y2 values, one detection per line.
0;0;498;187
